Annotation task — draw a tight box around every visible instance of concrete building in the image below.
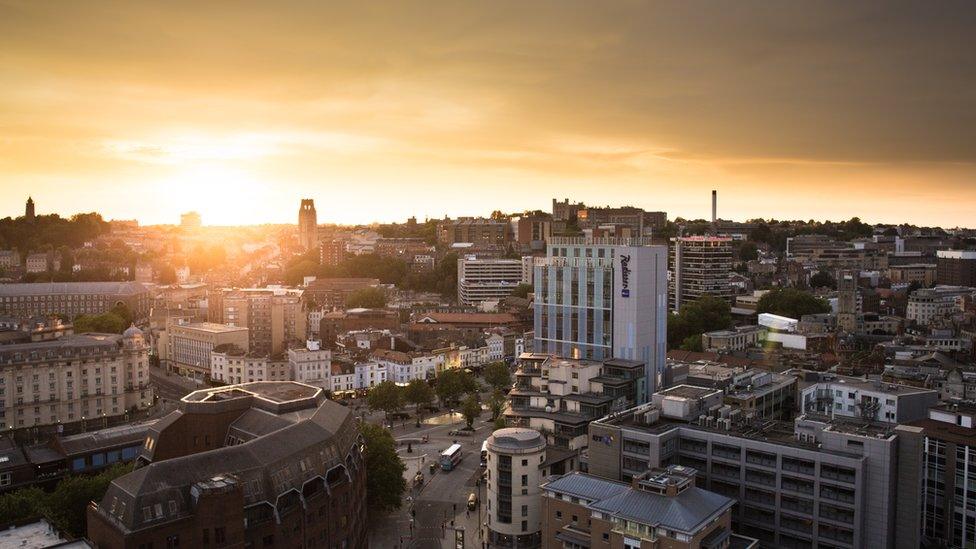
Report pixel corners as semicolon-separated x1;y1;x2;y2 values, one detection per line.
700;325;766;352
895;403;976;548
216;288;306;356
534;237;667;395
298;198;318;251
588;396;903;548
484;427;547;548
888;263;937;286
437;217;513;249
319;238;345;267
683;364;797;420
508;354;647;449
541;467;737;549
0;281;152;322
836;271;858;333
0;326;153;431
458;256;528;306
162;322;249;379
303;278;381;309
936;250;976;287
669;236;734;312
799;373;938;424
87;382;367;549
907;285;975;325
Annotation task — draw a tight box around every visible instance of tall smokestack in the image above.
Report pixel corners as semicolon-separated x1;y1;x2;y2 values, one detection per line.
711;190;717;224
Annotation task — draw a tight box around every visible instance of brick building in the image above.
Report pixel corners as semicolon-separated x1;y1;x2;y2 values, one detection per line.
87;382;367;549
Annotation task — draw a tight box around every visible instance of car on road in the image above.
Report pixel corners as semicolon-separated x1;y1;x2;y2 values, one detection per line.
467;493;478;510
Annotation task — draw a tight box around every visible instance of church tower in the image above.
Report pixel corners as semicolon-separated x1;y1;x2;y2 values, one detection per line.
25;196;35;221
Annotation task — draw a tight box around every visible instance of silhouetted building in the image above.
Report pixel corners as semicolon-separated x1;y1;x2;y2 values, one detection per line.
87;382;367;549
25;196;35;221
298;198;318;251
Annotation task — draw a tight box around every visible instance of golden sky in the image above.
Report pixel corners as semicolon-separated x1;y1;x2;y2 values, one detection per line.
2;1;975;226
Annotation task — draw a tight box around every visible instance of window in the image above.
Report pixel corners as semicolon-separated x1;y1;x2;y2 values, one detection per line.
215;527;226;544
521;504;528;517
0;472;10;486
521;474;528;486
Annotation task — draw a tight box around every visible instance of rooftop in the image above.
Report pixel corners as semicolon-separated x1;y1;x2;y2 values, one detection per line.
0;281;148;296
172;321;248;334
543;472;735;535
487;427;546;452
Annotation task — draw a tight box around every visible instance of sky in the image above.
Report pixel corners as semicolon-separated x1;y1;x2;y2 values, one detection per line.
2;1;975;227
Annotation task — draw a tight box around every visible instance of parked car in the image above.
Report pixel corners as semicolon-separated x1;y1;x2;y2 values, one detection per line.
467;493;478;511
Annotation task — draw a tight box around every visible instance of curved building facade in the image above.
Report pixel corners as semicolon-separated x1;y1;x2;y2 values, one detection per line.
87;381;367;548
484;428;546;548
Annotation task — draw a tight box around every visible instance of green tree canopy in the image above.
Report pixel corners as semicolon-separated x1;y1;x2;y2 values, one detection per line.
403;378;434;410
737;241;759;262
73;311;127;334
511;283;533;299
757;288;831;319
483;361;512;392
435;369;478;408
366;381;403;421
360;423;406;514
0;463;131;538
345;286;387;309
809;270;837;289
666;295;733;349
461;394;482;429
487;390;507;421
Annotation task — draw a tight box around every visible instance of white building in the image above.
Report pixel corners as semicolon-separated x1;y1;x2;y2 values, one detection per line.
210;347;289;384
487;332;505;361
288;342;331;386
371;349;440;384
906;286;974;325
331;362;356;393
355;361;387;389
460;345;491;368
800;374;938;424
483;428;546;547
457;256;528;306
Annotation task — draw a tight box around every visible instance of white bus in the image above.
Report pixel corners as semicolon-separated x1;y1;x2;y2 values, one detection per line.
480;440;488;467
440;443;463;471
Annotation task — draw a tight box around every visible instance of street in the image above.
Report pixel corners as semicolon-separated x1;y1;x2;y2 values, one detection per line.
369;413;494;549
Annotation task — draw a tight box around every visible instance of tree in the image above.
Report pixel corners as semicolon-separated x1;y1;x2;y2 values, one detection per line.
73;311;126;334
0;463;131;538
738;241;759;262
461;394;482;429
487;390;507;421
757;288;831;319
666;295;733;349
483;362;511;392
404;378;434;426
345;286;387;309
680;334;703;352
360;423;406;514
366;381;403;424
435;369;478;408
511;283;533;298
493;416;507;430
809;270;836;289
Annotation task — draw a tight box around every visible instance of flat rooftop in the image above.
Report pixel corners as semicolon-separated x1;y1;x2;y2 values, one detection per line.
658;385;720;400
183;381;321;405
174;321;248;333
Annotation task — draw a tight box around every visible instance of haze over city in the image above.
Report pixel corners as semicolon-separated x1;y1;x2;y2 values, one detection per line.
3;1;976;226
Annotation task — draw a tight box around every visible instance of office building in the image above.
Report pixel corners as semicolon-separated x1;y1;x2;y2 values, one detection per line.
484;428;547;548
298;198;318;251
303;278;381;309
0;325;153;430
936;250;976;287
906;286;974;325
87;382;367;549
319;238;345;267
437;217;513;249
888;263;937;286
588;389;904;548
669;236;734;312
541;467;737;549
683;363;797;420
895;403;976;548
533;237;667;393
458;256;528;306
508;354;647;449
799;373;938;424
161;322;249;378
0;281;152;322
216;288;307;356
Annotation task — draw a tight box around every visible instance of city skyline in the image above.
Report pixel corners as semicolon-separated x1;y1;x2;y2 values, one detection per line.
2;2;975;227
